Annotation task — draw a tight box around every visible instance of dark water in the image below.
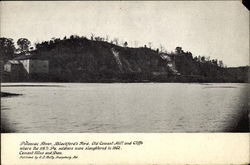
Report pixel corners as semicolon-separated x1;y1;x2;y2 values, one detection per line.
1;83;249;132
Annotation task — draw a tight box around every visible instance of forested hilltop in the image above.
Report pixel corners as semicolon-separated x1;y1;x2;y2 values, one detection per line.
1;36;249;83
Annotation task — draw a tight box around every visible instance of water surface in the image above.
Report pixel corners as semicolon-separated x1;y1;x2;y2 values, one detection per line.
1;83;248;132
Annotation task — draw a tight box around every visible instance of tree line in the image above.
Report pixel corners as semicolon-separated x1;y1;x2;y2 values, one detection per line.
0;37;31;62
0;35;225;68
173;47;225;68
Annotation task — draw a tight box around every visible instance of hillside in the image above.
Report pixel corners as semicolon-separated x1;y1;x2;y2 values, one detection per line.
3;37;249;83
30;37;173;82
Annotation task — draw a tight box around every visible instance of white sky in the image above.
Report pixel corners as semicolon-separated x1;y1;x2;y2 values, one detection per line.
1;1;249;67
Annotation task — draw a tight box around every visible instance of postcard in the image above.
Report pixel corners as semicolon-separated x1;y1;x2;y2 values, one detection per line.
1;1;249;164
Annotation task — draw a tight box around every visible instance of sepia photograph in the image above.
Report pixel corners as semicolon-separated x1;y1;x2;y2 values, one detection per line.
1;1;249;133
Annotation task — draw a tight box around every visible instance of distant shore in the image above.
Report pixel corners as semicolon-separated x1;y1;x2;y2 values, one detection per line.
1;92;22;97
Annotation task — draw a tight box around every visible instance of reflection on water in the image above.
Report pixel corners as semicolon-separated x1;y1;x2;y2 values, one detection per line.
1;83;249;133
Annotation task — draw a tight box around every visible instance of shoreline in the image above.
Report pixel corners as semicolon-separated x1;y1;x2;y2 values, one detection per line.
1;92;22;98
1;80;249;84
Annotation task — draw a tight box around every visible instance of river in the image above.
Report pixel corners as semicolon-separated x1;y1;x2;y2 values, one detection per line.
1;83;248;132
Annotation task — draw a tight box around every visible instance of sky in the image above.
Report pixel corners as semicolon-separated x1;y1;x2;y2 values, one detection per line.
1;1;249;67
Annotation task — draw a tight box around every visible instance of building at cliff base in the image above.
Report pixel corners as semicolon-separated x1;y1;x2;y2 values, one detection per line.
4;54;49;81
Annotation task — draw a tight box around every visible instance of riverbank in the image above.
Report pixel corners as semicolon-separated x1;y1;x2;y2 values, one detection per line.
1;92;22;97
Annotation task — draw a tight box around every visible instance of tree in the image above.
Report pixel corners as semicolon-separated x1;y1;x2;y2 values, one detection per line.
69;35;79;40
105;35;109;42
94;36;104;41
0;37;16;62
175;47;183;54
194;56;198;61
159;44;165;52
197;55;201;62
123;41;128;47
218;60;224;67
113;38;119;45
156;48;159;54
201;56;205;62
211;59;218;65
17;38;31;53
90;33;94;40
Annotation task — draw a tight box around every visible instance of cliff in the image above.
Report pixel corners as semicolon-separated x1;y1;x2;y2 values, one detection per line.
31;37;173;82
3;37;249;83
